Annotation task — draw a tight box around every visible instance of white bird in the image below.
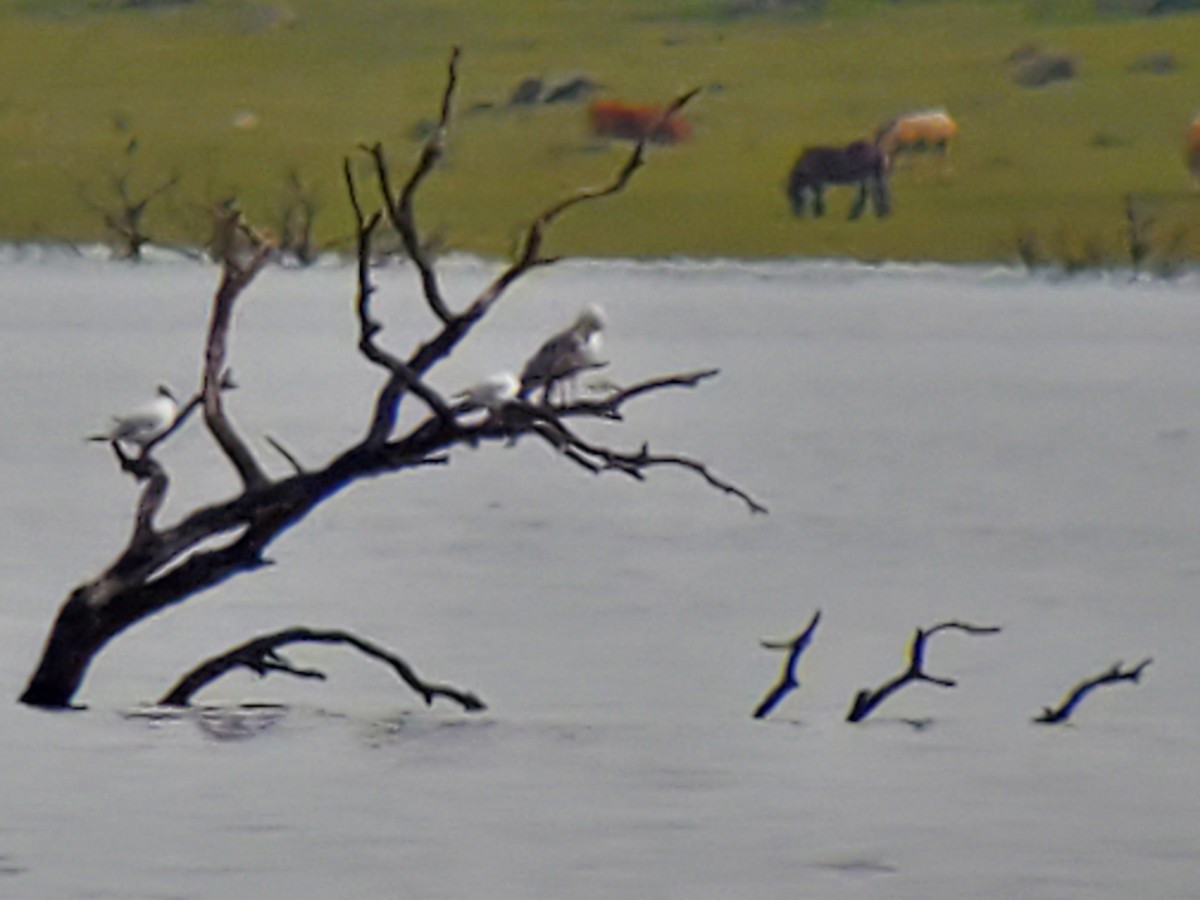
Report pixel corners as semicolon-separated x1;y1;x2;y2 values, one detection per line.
87;384;179;449
518;305;607;402
452;371;519;413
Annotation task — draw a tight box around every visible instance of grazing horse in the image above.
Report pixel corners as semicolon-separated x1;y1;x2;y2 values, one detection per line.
587;99;692;144
1187;115;1200;184
786;137;890;219
876;109;959;162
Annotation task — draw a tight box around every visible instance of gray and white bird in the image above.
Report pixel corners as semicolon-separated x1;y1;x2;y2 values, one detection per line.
452;371;520;413
87;384;178;449
518;305;607;402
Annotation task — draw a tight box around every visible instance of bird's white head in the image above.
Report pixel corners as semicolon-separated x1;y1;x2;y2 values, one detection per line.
574;304;606;336
484;371;520;403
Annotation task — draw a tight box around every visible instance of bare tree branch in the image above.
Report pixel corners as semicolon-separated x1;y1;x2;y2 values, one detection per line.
78;138;181;261
263;435;306;475
111;443;169;549
458;87;703;331
847;620;1001;723
1034;658;1152;724
557;369;721;421
202;212;274;491
507;402;767;514
344;162;457;444
753;610;822;719
370;46;459;325
157;626;486;712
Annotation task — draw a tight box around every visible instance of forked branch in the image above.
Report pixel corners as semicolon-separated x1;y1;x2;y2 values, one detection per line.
1034;658;1152;724
470;87;702;321
203;211;274;491
511;397;767;514
753;609;822;719
847;621;1001;723
369;46;459;324
344;159;456;445
559;369;721;420
157;627;486;712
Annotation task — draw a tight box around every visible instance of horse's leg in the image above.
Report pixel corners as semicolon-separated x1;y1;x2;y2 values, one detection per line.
849;181;868;220
812;185;826;217
790;185;807;217
872;175;891;217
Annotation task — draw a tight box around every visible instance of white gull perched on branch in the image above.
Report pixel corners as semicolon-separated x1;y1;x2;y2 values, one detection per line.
452;371;519;414
87;384;178;449
518;304;607;403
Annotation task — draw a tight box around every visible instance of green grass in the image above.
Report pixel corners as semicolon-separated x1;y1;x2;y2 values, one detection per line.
2;0;1199;263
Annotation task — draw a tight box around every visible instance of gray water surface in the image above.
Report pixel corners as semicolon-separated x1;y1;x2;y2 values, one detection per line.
1;254;1198;898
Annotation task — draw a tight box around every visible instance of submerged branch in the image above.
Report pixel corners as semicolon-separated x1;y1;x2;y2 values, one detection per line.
157;626;486;712
847;620;1001;723
753;609;822;719
1034;658;1152;724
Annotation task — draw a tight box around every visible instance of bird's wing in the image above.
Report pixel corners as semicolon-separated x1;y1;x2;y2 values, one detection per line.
520;331;578;385
110;411;160;439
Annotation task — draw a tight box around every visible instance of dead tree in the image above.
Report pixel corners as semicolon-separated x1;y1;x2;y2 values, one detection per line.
846;621;1001;723
1033;658;1152;725
276;168;320;266
752;609;821;719
79;134;180;261
19;50;762;711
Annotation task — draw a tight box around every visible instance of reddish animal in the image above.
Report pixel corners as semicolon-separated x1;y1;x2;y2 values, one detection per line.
1186;115;1200;182
877;109;959;161
587;99;692;145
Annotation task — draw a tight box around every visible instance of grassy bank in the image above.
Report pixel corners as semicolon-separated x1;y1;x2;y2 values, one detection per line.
2;0;1199;264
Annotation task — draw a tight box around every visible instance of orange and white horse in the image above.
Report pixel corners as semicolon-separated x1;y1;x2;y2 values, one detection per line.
877;109;958;162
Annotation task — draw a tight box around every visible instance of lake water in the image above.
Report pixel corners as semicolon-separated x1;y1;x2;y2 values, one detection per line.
1;251;1198;898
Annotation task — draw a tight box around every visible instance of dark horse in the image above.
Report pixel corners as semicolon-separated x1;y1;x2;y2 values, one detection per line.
786;136;891;220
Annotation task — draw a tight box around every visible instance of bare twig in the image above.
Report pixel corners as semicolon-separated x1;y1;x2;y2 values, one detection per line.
157;626;486;712
463;87;702;327
263;435;306;475
514;404;767;514
558;369;721;420
344;159;457;444
1034;658;1152;724
753;610;822;719
847;620;1001;723
371;46;459;324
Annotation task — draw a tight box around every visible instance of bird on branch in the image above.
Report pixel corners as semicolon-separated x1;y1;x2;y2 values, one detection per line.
518;305;608;403
87;384;178;449
452;371;519;413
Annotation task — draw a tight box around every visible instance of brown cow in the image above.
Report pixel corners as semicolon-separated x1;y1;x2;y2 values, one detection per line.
587;99;691;144
1187;115;1200;183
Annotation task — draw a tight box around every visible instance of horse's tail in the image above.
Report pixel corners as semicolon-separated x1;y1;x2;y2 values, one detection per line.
873;122;899;173
873;118;902;159
874;118;900;148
